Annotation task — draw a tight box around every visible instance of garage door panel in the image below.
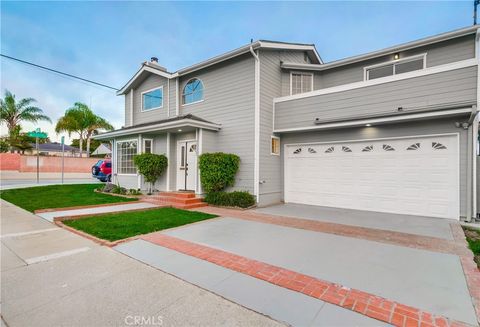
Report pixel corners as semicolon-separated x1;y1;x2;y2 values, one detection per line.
285;135;459;219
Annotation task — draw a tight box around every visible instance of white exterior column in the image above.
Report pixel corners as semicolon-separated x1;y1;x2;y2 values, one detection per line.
166;132;171;191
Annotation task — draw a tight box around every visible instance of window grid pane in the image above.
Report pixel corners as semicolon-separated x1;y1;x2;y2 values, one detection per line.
144;140;152;154
292;73;312;95
182;79;204;104
143;89;163;110
117;141;137;174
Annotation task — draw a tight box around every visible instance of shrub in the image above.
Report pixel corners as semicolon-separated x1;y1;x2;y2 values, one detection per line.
204;191;255;208
111;186;127;195
102;183;115;193
198;153;240;193
134;153;168;194
128;189;142;196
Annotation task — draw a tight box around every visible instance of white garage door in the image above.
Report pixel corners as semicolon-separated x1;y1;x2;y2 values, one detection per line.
284;134;459;219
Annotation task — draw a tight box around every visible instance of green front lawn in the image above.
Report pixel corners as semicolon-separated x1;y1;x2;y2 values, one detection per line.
463;227;480;268
63;207;217;241
0;184;137;212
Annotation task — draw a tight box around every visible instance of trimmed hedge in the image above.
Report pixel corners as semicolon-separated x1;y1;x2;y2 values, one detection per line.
204;191;255;208
198;153;240;193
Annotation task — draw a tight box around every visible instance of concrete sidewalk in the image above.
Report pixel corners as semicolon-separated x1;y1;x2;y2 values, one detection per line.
1;200;282;327
36;201;160;222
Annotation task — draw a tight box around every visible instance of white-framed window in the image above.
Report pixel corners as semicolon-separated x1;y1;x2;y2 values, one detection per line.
141;86;163;111
364;54;426;81
290;72;313;95
143;138;153;154
182;78;204;105
117;140;138;174
271;136;280;155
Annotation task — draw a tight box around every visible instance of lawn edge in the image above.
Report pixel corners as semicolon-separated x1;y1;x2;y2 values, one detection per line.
56;206;219;247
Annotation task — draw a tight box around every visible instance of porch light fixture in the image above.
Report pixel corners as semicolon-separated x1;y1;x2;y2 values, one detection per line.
365;124;371;127
178;129;182;132
394;53;400;60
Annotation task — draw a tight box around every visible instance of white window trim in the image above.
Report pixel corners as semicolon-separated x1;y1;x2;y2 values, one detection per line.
116;138;138;176
141;86;164;112
290;71;314;95
142;138;153;153
181;77;205;106
271;136;281;156
363;53;427;81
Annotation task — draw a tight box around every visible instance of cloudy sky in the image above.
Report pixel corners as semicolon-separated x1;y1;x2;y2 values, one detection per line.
0;1;473;144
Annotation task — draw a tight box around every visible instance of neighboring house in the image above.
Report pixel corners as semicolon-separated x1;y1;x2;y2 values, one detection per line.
97;25;480;221
27;142;80;157
91;143;112;157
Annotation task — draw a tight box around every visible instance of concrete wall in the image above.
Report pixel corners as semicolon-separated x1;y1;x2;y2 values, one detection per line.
0;153;99;173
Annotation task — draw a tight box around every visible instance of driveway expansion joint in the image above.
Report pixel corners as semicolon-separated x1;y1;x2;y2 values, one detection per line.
141;232;473;327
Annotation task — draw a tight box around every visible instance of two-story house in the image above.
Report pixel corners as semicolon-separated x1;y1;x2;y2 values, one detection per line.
97;25;479;221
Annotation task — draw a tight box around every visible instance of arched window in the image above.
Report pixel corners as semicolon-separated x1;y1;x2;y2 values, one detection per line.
182;78;204;105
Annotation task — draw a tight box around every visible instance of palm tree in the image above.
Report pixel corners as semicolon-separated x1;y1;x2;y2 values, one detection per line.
56;103;113;157
0;90;51;150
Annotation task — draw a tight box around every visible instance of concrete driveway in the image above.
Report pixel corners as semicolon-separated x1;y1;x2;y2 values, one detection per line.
116;205;480;327
1;200;281;327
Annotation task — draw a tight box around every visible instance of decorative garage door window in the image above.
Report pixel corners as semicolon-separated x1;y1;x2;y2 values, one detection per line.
287;139;450;157
382;144;395;151
432;142;447;150
407;143;420;150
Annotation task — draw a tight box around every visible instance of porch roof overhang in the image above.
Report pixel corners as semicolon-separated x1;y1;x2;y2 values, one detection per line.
94;114;221;140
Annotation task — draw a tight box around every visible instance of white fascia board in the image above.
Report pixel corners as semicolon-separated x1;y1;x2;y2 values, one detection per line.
177;42;261;76
292;25;479;72
117;66;175;95
95;120;221;140
259;41;323;64
273;108;472;133
275;58;478;103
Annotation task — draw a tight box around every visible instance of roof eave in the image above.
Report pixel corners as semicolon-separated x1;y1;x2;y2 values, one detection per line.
282;25;479;72
94;119;222;140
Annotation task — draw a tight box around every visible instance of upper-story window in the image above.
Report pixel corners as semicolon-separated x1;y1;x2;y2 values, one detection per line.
142;87;163;111
182;78;204;105
291;72;313;95
365;54;426;81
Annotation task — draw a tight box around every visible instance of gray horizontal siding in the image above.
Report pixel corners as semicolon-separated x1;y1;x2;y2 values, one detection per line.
179;53;255;193
279;117;469;218
275;66;477;130
124;91;132;127
132;74;170;125
169;78;177;117
314;34;476;89
260;50;309;205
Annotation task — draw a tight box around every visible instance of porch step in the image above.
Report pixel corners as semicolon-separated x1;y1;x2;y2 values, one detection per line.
142;192;207;209
158;192;196;199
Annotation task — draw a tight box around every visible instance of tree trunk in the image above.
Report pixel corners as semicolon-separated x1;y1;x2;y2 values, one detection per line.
86;137;91;157
79;137;83;157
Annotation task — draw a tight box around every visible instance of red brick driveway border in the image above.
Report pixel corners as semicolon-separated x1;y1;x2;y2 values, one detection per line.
141;233;472;327
192;206;480;323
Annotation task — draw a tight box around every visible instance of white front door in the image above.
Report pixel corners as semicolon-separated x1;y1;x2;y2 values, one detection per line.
284;134;459;219
177;140;197;191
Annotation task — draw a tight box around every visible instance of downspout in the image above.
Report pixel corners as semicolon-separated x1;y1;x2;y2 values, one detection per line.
250;45;260;203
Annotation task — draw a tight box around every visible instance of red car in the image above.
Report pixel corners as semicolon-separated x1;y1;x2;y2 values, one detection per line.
92;159;112;182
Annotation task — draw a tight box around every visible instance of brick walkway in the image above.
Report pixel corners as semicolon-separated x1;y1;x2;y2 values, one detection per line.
192;206;480;324
141;233;469;327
